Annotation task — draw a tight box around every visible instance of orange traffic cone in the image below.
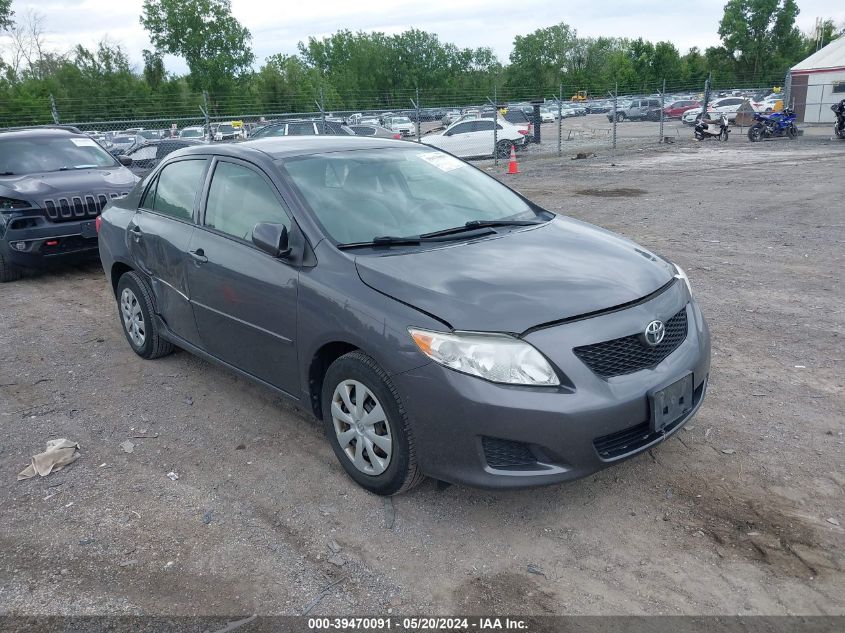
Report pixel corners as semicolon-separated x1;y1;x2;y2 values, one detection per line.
507;144;519;174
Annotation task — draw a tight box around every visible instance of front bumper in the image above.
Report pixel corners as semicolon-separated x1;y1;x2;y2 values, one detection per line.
393;283;711;489
1;216;99;267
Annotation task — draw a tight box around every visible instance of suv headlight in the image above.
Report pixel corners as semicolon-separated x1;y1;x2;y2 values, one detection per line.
0;197;32;211
673;263;693;296
408;328;560;386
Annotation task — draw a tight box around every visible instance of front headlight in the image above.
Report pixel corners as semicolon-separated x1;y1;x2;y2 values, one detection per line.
408;328;560;386
673;263;693;296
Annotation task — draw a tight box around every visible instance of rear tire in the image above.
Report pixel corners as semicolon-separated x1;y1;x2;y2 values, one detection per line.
321;351;424;496
495;140;512;158
0;251;22;283
115;271;174;359
748;124;763;142
615;112;626;122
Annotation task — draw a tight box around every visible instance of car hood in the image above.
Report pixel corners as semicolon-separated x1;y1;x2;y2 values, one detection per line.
0;168;138;200
355;217;676;333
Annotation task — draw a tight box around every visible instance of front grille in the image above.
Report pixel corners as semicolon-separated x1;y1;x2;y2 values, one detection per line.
593;380;705;460
482;437;537;469
43;192;127;222
573;308;688;378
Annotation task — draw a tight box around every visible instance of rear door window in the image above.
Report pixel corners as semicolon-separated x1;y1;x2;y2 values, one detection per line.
145;159;207;222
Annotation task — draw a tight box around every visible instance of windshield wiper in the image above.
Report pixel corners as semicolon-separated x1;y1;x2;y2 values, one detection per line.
337;235;422;250
420;219;543;239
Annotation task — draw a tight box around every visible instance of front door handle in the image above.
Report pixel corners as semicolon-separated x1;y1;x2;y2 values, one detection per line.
189;248;208;264
129;225;142;242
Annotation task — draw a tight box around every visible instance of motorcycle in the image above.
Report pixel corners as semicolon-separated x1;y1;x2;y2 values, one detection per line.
832;99;845;139
694;114;730;141
748;108;797;142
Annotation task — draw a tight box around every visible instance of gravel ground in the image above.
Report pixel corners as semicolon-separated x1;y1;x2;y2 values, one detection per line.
0;134;843;616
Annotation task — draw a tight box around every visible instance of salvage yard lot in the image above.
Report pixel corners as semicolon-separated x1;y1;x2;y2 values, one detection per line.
1;137;843;615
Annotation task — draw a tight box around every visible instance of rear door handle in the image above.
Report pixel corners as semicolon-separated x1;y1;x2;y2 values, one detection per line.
189;249;208;264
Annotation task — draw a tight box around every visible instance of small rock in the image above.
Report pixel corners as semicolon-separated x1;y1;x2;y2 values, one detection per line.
721;449;736;455
235;443;246;450
119;559;138;567
202;510;213;525
164;561;175;570
183;397;194;406
327;554;346;567
527;563;545;576
694;530;706;537
60;568;69;576
826;517;840;526
166;471;179;481
120;440;135;454
78;538;95;546
327;539;342;554
685;426;695;431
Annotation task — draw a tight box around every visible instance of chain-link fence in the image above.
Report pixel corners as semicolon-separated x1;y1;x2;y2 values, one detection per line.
2;77;842;172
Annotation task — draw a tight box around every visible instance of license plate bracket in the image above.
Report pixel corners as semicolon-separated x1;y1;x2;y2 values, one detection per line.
649;373;693;433
80;220;97;239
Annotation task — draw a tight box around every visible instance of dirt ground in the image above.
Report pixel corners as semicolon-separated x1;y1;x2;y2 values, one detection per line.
0;133;843;617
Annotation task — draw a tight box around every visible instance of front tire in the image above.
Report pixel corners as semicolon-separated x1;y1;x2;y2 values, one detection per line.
321;351;424;495
748;123;764;142
720;128;729;142
115;271;174;359
786;124;797;139
615;112;626;122
0;251;22;283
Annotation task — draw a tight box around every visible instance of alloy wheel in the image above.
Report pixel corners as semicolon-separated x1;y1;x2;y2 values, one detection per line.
331;380;393;475
120;288;146;347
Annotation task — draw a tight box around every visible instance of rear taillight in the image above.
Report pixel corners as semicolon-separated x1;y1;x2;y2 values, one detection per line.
518;129;529;135
95;216;102;234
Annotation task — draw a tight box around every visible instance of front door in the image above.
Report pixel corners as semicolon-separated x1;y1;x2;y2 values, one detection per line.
187;158;300;396
128;157;209;345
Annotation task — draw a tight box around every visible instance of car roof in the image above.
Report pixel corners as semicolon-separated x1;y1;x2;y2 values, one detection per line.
0;127;84;140
175;135;409;159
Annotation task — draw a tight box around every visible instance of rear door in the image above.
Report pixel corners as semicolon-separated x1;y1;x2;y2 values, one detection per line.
128;157;209;345
186;158;300;395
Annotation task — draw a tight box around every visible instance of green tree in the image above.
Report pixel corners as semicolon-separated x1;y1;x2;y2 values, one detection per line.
1;0;13;30
140;0;254;93
507;23;578;97
718;0;803;81
142;49;165;89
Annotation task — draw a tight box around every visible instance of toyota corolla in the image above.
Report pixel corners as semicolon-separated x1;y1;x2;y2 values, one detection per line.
97;137;710;495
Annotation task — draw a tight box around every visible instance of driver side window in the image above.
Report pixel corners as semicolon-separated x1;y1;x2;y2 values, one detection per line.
204;161;291;242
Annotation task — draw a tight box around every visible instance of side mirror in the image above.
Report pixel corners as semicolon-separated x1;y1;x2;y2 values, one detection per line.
252;222;291;258
117;155;133;167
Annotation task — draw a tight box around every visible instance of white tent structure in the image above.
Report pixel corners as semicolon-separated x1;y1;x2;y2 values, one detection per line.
790;37;845;123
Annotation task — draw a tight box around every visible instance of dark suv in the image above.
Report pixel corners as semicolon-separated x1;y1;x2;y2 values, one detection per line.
0;127;138;281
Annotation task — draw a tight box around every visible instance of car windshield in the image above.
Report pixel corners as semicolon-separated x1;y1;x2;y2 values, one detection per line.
393;117;411;124
0;135;118;175
113;136;135;143
138;130;160;139
219;125;234;133
281;147;545;245
181;129;203;137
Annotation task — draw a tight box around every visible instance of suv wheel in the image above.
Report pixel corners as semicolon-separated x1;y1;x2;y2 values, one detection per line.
116;271;174;359
616;112;626;122
0;251;22;283
321;351;424;495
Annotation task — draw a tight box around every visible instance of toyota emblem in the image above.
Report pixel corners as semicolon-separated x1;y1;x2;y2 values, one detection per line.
643;320;666;346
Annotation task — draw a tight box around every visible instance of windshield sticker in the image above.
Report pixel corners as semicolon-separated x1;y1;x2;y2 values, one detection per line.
418;152;464;172
70;138;99;147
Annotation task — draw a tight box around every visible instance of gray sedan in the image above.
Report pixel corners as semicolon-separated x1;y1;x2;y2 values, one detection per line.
97;137;710;495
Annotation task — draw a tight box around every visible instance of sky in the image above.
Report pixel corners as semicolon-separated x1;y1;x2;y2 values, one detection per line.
3;0;844;74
